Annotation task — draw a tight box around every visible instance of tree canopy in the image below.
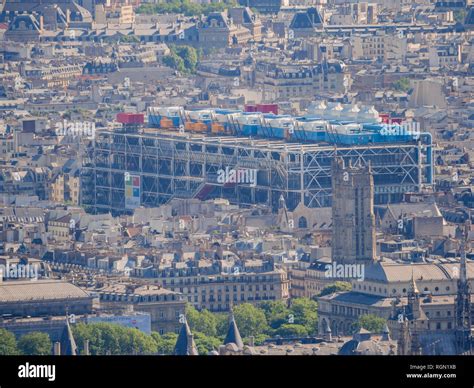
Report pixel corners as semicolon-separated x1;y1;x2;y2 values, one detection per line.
0;328;19;355
393;77;411;92
18;332;52;356
289;298;318;335
136;1;237;17
186;298;319;344
259;300;290;330
152;332;178;355
233;303;269;338
163;45;200;74
73;323;157;355
352;314;387;334
273;323;309;338
317;281;352;298
193;332;221;354
186;305;219;337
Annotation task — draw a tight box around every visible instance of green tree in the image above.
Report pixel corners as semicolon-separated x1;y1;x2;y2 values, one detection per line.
18;332;52;356
251;333;269;346
289;298;318;335
163;53;186;73
73;323;157;355
215;313;230;338
193;332;221;355
186;304;218;337
393;77;411;92
174;46;199;73
259;300;290;330
273;323;309;338
120;35;140;43
163;45;200;74
87;323;122;355
0;328;19;355
120;328;158;355
352;314;386;334
317;281;352;298
233;303;269;338
152;332;178;355
136;1;237;17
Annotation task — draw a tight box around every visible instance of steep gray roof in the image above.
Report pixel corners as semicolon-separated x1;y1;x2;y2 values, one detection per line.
385;202;442;219
290;7;323;29
60;318;77;356
223;312;244;350
174;319;198;356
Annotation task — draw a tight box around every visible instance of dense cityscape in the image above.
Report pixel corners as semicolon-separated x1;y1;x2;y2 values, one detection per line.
0;1;473;378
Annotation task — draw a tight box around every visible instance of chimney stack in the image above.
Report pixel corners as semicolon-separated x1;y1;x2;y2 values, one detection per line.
248;336;255;347
53;342;61;355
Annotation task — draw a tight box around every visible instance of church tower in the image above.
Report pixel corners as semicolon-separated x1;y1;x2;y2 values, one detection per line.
408;271;421;320
455;243;472;354
407;273;422;355
331;158;376;264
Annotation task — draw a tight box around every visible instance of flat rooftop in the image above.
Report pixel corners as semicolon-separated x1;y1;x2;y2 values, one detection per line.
97;128;422;154
0;279;91;303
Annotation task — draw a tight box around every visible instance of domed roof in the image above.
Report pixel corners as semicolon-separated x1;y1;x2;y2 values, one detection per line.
338;328;386;355
338;337;384;355
225;342;240;352
243;346;257;355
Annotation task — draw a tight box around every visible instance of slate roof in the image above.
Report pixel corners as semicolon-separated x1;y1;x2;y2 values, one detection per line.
223;312;244;350
362;261;474;283
174;319;198;356
60;318;78;356
290;7;323;29
376;203;442;222
0;280;90;302
466;7;474;25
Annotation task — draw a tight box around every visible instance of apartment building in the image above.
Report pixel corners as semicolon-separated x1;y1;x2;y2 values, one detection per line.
141;268;290;312
428;44;462;68
259;60;348;101
51;172;81;205
96;283;186;334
